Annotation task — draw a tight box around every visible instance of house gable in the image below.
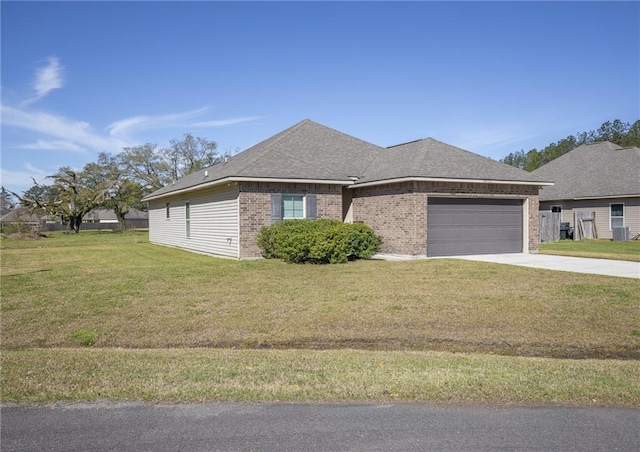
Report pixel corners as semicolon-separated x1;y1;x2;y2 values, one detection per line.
531;142;640;201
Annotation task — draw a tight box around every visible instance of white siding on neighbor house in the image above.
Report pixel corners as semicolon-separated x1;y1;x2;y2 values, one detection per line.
148;183;239;258
539;197;640;239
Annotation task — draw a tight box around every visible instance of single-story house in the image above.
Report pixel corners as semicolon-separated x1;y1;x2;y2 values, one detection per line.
143;120;551;259
83;208;149;227
531;142;640;240
0;207;46;229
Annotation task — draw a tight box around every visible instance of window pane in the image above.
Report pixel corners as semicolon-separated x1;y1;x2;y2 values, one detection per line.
611;204;623;217
185;202;190;220
283;195;304;219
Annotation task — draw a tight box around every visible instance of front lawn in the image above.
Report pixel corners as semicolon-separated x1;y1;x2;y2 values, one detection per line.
1;231;639;405
540;239;640;262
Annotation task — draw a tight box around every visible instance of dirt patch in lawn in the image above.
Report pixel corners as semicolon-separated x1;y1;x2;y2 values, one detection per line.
177;338;640;360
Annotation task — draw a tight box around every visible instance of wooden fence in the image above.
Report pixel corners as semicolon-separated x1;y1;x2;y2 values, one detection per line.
539;212;561;243
573;211;597;240
41;219;149;232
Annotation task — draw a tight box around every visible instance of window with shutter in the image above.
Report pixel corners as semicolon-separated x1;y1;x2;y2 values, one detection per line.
270;193;317;221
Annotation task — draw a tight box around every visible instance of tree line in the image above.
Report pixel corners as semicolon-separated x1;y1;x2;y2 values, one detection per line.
7;134;226;233
500;119;640;171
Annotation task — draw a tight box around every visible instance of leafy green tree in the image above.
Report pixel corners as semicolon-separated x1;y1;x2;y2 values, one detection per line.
17;167;114;233
118;133;221;193
118;143;169;193
620;120;640;147
500;150;527;170
1;187;16;216
85;153;146;231
163;133;219;182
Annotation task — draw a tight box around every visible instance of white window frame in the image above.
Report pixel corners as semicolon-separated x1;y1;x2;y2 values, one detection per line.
610;202;624;230
282;194;306;220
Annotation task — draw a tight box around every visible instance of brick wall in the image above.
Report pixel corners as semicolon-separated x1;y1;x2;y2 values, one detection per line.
352;181;540;255
238;182;343;258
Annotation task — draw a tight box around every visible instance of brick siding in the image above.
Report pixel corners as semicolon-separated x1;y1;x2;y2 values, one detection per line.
352;181;540;255
238;182;343;258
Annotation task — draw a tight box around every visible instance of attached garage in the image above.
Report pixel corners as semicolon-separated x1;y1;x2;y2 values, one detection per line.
427;198;524;257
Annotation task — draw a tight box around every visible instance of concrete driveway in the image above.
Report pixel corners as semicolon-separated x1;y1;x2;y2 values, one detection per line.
451;253;640;279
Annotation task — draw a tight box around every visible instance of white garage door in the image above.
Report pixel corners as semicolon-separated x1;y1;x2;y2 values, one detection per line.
427;198;523;257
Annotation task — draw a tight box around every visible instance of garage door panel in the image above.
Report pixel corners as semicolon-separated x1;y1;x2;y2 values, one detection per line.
427;198;523;257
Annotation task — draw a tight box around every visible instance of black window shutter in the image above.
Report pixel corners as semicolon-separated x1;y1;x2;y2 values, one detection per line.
306;194;317;220
271;193;282;223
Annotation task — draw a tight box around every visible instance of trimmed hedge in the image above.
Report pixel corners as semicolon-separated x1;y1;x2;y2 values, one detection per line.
257;219;382;264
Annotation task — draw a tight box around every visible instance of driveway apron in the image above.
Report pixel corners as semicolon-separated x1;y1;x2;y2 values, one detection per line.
450;253;640;279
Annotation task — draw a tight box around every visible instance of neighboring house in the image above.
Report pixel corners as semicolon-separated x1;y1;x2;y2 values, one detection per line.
0;207;46;229
83;208;149;227
531;142;640;240
143;120;551;259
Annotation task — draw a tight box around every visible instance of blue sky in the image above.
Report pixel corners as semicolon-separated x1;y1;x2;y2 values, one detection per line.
1;1;638;195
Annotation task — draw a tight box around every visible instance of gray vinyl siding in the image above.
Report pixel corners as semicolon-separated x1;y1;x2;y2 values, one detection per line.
148;183;239;258
539;197;640;239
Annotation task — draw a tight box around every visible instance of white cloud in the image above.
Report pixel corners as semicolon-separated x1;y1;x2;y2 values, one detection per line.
107;107;210;139
0;163;51;193
22;57;64;106
23;162;50;176
1;104;129;152
191;116;264;128
108;109;262;140
21;139;87;153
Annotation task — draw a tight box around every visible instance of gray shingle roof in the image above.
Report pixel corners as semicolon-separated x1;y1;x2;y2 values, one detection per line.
356;137;547;185
144;120;550;200
83;208;148;221
531;142;640;201
0;207;45;224
144;119;384;199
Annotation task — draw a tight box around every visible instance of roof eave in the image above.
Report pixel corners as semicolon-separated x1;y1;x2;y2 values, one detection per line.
142;176;353;202
350;176;553;189
541;193;640;202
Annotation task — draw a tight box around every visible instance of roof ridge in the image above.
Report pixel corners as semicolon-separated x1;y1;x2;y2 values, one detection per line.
386;139;423;149
301;121;384;178
532;141;625;174
226;119;313;173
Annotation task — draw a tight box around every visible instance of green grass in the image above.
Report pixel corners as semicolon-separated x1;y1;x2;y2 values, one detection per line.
3;349;639;406
1;231;639;405
540;239;640;262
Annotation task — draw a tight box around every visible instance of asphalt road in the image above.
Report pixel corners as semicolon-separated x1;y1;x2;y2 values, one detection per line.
2;403;639;451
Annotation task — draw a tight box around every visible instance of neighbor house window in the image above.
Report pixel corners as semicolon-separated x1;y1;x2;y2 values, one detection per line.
165;202;170;219
185;202;191;238
551;205;562;220
282;195;305;219
610;203;624;229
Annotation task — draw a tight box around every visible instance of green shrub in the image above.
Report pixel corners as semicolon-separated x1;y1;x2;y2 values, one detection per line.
257;219;382;264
